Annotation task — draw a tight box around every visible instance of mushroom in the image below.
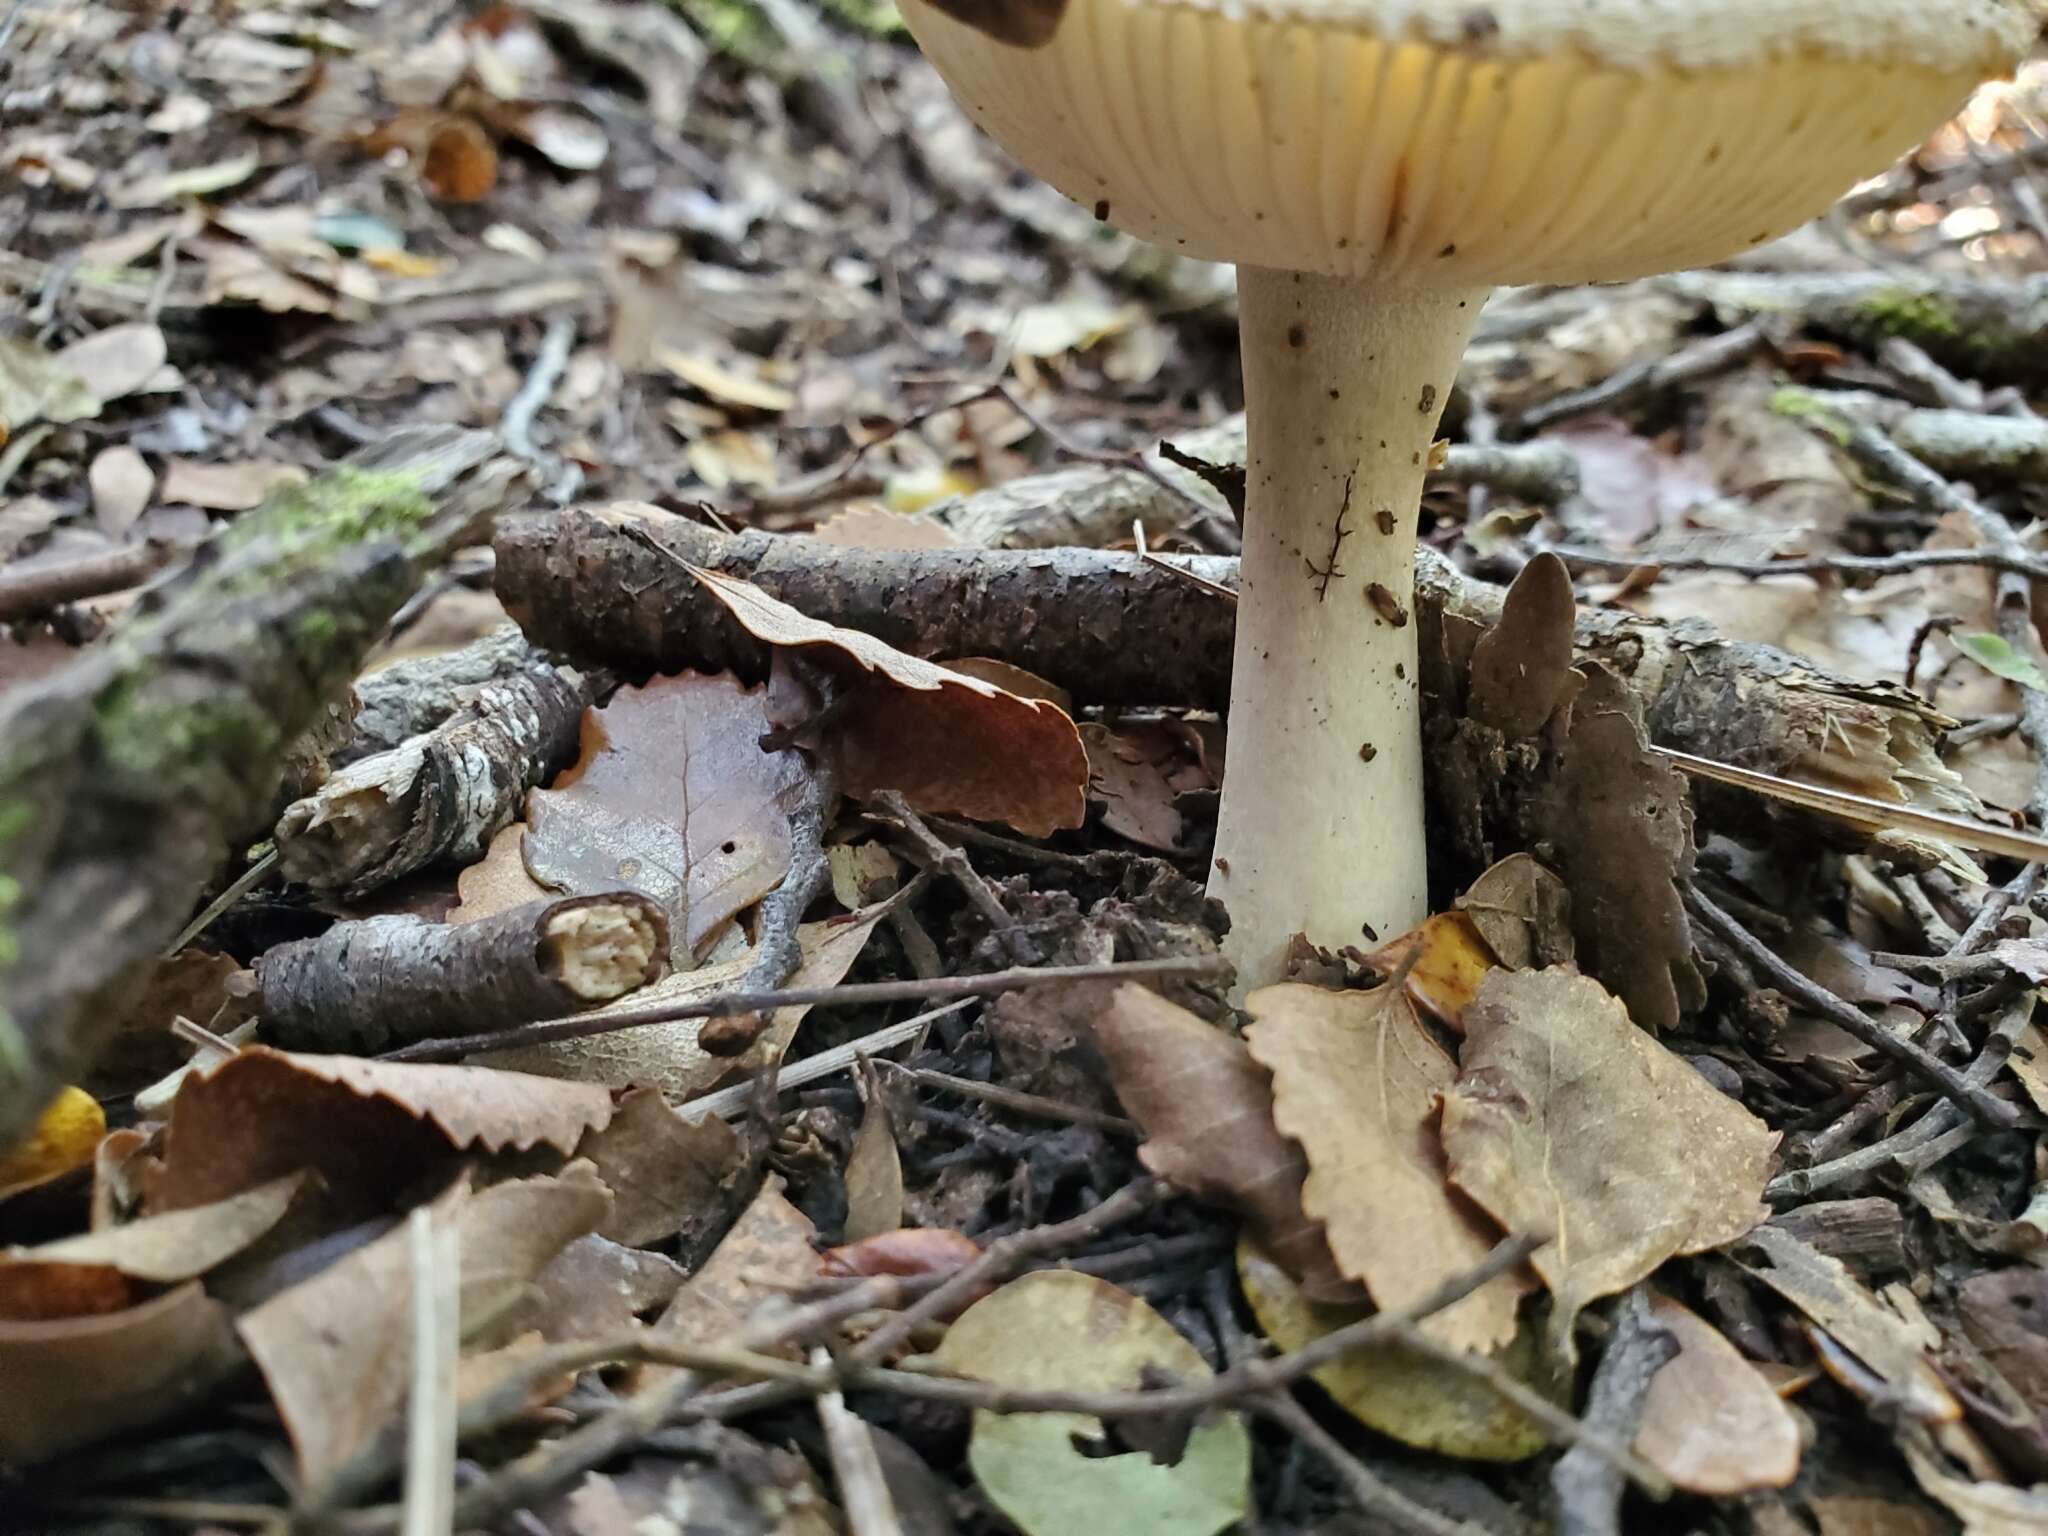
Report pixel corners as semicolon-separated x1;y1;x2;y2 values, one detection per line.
896;0;2036;987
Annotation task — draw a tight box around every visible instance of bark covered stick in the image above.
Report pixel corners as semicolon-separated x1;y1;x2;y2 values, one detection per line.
495;506;1976;816
259;894;668;1054
274;652;601;896
341;623;558;767
0;429;523;1146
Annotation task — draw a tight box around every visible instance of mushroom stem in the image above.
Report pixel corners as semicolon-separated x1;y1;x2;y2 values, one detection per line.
1212;268;1486;988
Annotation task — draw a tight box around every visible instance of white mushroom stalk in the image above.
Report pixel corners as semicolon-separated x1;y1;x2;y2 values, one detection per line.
896;0;2036;989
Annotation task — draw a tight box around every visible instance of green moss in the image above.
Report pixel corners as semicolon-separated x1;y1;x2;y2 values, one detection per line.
1855;286;1966;343
93;677;281;787
218;466;434;566
1767;387;1852;445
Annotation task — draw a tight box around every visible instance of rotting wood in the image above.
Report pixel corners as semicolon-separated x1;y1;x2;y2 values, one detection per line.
259;894;668;1054
495;506;1980;822
0;428;525;1148
274;649;601;896
340;624;556;766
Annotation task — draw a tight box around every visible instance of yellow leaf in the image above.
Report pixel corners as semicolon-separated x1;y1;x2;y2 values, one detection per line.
1238;1239;1556;1462
1367;911;1497;1033
0;1088;105;1200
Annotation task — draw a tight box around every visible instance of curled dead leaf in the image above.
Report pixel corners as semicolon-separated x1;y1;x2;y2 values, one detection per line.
1634;1293;1800;1495
1093;983;1356;1303
688;566;1087;837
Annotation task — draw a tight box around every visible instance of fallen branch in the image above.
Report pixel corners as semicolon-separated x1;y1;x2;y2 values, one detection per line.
0;539;176;623
273;649;600;895
379;952;1235;1063
258;893;668;1053
339;624;552;766
495;506;1978;819
0;429;523;1146
1550;1290;1677;1536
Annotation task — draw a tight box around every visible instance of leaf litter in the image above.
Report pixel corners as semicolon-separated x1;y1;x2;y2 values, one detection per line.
5;2;2048;1532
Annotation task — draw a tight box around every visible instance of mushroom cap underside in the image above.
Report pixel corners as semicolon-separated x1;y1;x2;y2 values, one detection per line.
900;0;2034;284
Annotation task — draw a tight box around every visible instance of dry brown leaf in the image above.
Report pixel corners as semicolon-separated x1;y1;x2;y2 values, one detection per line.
0;1173;305;1324
0;1280;244;1463
658;348;793;413
93;947;246;1100
158;457;308;512
845;1061;905;1244
1904;1433;2048;1534
524;672;809;962
1529;665;1704;1033
239;1164;610;1491
1095;983;1356;1304
646;1178;818;1377
1810;1495;1950;1536
1363;911;1498;1034
478;908;884;1093
689;566;1087;837
1081;722;1185;853
1633;1293;1800;1495
1457;854;1574;971
1734;1224;1959;1424
526;1233;686;1343
573;1084;745;1250
1467;551;1579;739
451;821;550;924
147;1046;614;1215
821;1227;982;1284
89;445;155;536
1245;982;1522;1350
1442;967;1776;1357
56;322;168;404
809;504;964;551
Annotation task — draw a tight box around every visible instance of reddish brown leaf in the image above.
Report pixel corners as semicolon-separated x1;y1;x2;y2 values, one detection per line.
820;1226;982;1282
146;1047;614;1215
647;1179;818;1373
525;672;809;961
689;566;1087;836
1081;723;1184;853
0;1280;244;1463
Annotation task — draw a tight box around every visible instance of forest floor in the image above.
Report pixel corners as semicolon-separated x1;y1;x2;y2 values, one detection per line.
5;5;2048;1536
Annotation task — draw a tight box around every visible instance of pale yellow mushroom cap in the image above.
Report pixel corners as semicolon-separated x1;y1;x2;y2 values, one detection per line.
899;0;2039;285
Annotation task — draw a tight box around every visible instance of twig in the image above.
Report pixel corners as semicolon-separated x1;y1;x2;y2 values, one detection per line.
164;849;278;957
1255;1393;1486;1536
1686;888;2019;1130
378;953;1231;1063
872;790;1034;964
1550;1290;1677;1536
680;998;976;1122
401;1208;459;1536
882;1061;1139;1136
814;1347;904;1536
0;540;174;621
1517;322;1766;432
850;1177;1172;1363
501;314;580;504
1550;544;2048;586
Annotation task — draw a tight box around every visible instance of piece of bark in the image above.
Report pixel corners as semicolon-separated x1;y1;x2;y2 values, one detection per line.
259;894;667;1053
340;623;555;766
495;507;1974;821
274;653;600;895
0;429;523;1148
1764;1199;1908;1276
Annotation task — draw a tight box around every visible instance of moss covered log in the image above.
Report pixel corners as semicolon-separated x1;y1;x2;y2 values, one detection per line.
0;429;524;1147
